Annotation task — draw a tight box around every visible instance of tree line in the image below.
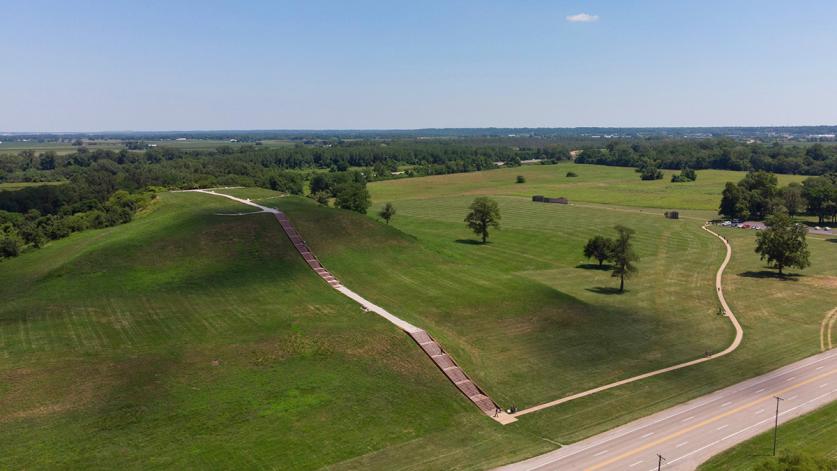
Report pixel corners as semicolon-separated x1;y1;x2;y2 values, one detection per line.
576;140;837;176
719;171;837;223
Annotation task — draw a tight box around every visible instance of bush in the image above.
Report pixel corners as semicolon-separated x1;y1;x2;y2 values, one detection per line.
311;191;330;206
640;166;663;180
566;171;578;177
516;175;526;184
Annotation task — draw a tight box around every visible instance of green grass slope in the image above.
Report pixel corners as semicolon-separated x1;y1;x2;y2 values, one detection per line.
0;192;487;469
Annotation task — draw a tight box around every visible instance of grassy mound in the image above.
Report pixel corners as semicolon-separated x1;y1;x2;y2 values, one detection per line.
0;192;481;469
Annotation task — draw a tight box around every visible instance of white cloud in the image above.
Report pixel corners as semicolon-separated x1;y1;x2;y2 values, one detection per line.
566;13;599;23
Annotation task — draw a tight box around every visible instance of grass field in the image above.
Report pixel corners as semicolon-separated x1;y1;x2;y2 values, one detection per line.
369;162;807;211
3;164;835;470
0;181;67;191
698;401;837;470
0;192;497;469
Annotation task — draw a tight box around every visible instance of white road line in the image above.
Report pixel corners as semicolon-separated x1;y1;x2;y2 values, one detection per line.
593;450;608;457
755;409;765;414
629;460;644;467
755;388;766;393
817;366;824;370
681;416;695;422
721;401;732;407
644;391;836;470
717;424;729;430
514;354;837;470
785;376;796;382
787;395;798;401
820;383;829;388
675;441;688;448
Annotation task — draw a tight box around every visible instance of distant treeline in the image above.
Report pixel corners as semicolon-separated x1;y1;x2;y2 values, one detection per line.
576;140;837;175
0;141;574;189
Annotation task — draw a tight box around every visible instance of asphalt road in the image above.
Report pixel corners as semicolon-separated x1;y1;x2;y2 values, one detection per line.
498;350;837;471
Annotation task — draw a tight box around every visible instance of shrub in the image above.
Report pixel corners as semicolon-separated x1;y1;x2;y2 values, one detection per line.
516;175;526;184
566;171;578;177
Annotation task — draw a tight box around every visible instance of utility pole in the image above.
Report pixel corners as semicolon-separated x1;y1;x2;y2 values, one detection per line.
773;396;784;456
657;453;666;471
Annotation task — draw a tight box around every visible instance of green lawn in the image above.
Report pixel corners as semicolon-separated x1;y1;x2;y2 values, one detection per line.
0;192;494;469
3;163;835;470
699;401;837;470
369;162;806;211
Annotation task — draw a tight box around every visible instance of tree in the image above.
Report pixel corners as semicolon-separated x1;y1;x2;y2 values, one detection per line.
334;182;371;214
516;175;526;184
583;235;614;267
610;225;639;292
464;197;500;243
755;213;810;276
801;176;836;224
719;182;749;219
781;183;804;216
379;202;396;224
740;171;779;220
0;225;23;258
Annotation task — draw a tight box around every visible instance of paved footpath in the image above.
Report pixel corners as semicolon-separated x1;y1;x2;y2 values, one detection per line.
188;189;515;424
498;350;837;471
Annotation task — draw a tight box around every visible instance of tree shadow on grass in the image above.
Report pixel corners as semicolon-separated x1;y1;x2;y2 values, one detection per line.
586;286;625;295
576;263;612;271
739;270;802;281
454;239;486;245
827;238;837;243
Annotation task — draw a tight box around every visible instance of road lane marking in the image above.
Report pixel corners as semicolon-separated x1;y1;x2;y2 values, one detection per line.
681;416;695;422
593;450;608;457
820;383;829;388
629;460;644;468
644;390;837;470
755;388;766;393
755;409;765;414
584;368;837;471
640;432;654;439
721;401;732;407
817;366;824;370
525;354;837;470
785;376;796;382
675;441;688;448
717;424;729;430
787;395;798;401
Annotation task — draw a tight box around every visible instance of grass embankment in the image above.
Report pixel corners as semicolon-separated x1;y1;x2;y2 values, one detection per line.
699;401;837;470
0;192;487;469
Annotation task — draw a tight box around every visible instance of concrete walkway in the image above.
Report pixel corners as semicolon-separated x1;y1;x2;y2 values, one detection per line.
186;189;514;423
511;224;744;418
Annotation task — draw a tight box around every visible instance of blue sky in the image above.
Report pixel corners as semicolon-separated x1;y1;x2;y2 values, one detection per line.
2;0;836;131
